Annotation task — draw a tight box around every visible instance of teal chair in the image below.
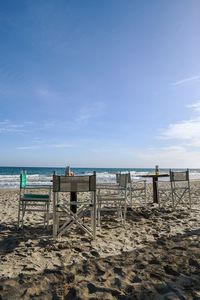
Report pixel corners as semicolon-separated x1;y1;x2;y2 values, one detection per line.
18;172;51;229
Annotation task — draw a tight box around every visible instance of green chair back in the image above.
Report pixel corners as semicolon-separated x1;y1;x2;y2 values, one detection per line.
20;173;27;189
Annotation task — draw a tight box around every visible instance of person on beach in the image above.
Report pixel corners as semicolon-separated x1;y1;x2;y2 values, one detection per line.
65;166;74;176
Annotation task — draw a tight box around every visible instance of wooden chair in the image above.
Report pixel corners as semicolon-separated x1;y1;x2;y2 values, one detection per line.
157;179;172;209
52;172;96;238
157;169;191;209
128;172;147;207
97;173;128;228
170;169;191;209
117;172;147;207
18;172;51;229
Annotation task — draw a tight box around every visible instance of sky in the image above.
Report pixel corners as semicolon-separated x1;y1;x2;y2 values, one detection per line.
1;0;200;168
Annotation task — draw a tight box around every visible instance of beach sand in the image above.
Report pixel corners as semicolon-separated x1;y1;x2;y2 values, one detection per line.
0;184;200;299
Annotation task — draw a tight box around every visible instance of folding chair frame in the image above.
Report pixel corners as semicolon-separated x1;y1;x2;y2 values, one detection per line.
117;172;147;207
157;169;191;210
170;169;191;210
18;173;51;229
97;174;128;228
52;172;96;239
157;182;172;209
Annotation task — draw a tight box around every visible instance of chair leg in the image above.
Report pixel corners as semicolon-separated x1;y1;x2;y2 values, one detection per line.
130;188;133;207
45;202;50;229
97;209;99;227
97;197;101;227
97;209;101;229
43;209;47;228
53;218;58;238
92;207;96;239
124;202;127;224
171;191;175;210
17;203;21;229
158;191;161;210
92;192;96;239
53;192;58;238
188;186;192;210
90;206;93;232
56;213;60;233
46;209;50;229
21;202;26;228
144;185;147;206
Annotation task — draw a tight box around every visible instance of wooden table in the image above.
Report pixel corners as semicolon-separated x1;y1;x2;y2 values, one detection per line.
141;174;169;203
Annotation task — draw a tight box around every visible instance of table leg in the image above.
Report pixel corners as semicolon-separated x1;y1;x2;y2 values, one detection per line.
70;192;77;213
152;177;158;203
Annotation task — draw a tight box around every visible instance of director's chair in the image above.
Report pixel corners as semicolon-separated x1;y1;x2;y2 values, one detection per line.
52;172;96;238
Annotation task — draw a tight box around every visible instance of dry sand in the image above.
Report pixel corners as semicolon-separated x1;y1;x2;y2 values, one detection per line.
0;183;200;299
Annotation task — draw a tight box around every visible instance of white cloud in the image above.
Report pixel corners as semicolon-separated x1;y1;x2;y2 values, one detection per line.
50;143;74;148
74;102;106;126
187;102;200;113
135;146;200;168
17;142;74;150
160;102;200;147
0;120;28;133
144;101;200;167
161;119;200;141
0;119;70;135
172;75;200;86
17;146;37;150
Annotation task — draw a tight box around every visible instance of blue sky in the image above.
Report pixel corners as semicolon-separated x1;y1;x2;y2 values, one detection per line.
1;0;200;168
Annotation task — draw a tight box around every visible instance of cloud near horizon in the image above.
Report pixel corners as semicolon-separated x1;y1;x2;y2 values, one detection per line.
138;101;200;167
160;102;200;148
135;145;200;168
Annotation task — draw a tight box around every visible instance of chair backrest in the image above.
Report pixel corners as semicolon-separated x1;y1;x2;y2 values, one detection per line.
170;169;189;182
20;173;27;189
128;172;131;184
53;172;96;192
116;173;120;184
116;173;129;188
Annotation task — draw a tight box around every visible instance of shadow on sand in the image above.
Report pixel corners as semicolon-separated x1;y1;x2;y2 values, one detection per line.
0;207;200;299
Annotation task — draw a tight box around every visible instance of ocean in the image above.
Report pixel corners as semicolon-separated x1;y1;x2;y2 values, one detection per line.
0;166;200;189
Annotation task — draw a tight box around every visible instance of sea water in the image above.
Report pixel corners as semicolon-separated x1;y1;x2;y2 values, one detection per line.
0;166;200;189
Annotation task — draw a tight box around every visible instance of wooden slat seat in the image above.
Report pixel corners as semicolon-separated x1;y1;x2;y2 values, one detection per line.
23;194;49;200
